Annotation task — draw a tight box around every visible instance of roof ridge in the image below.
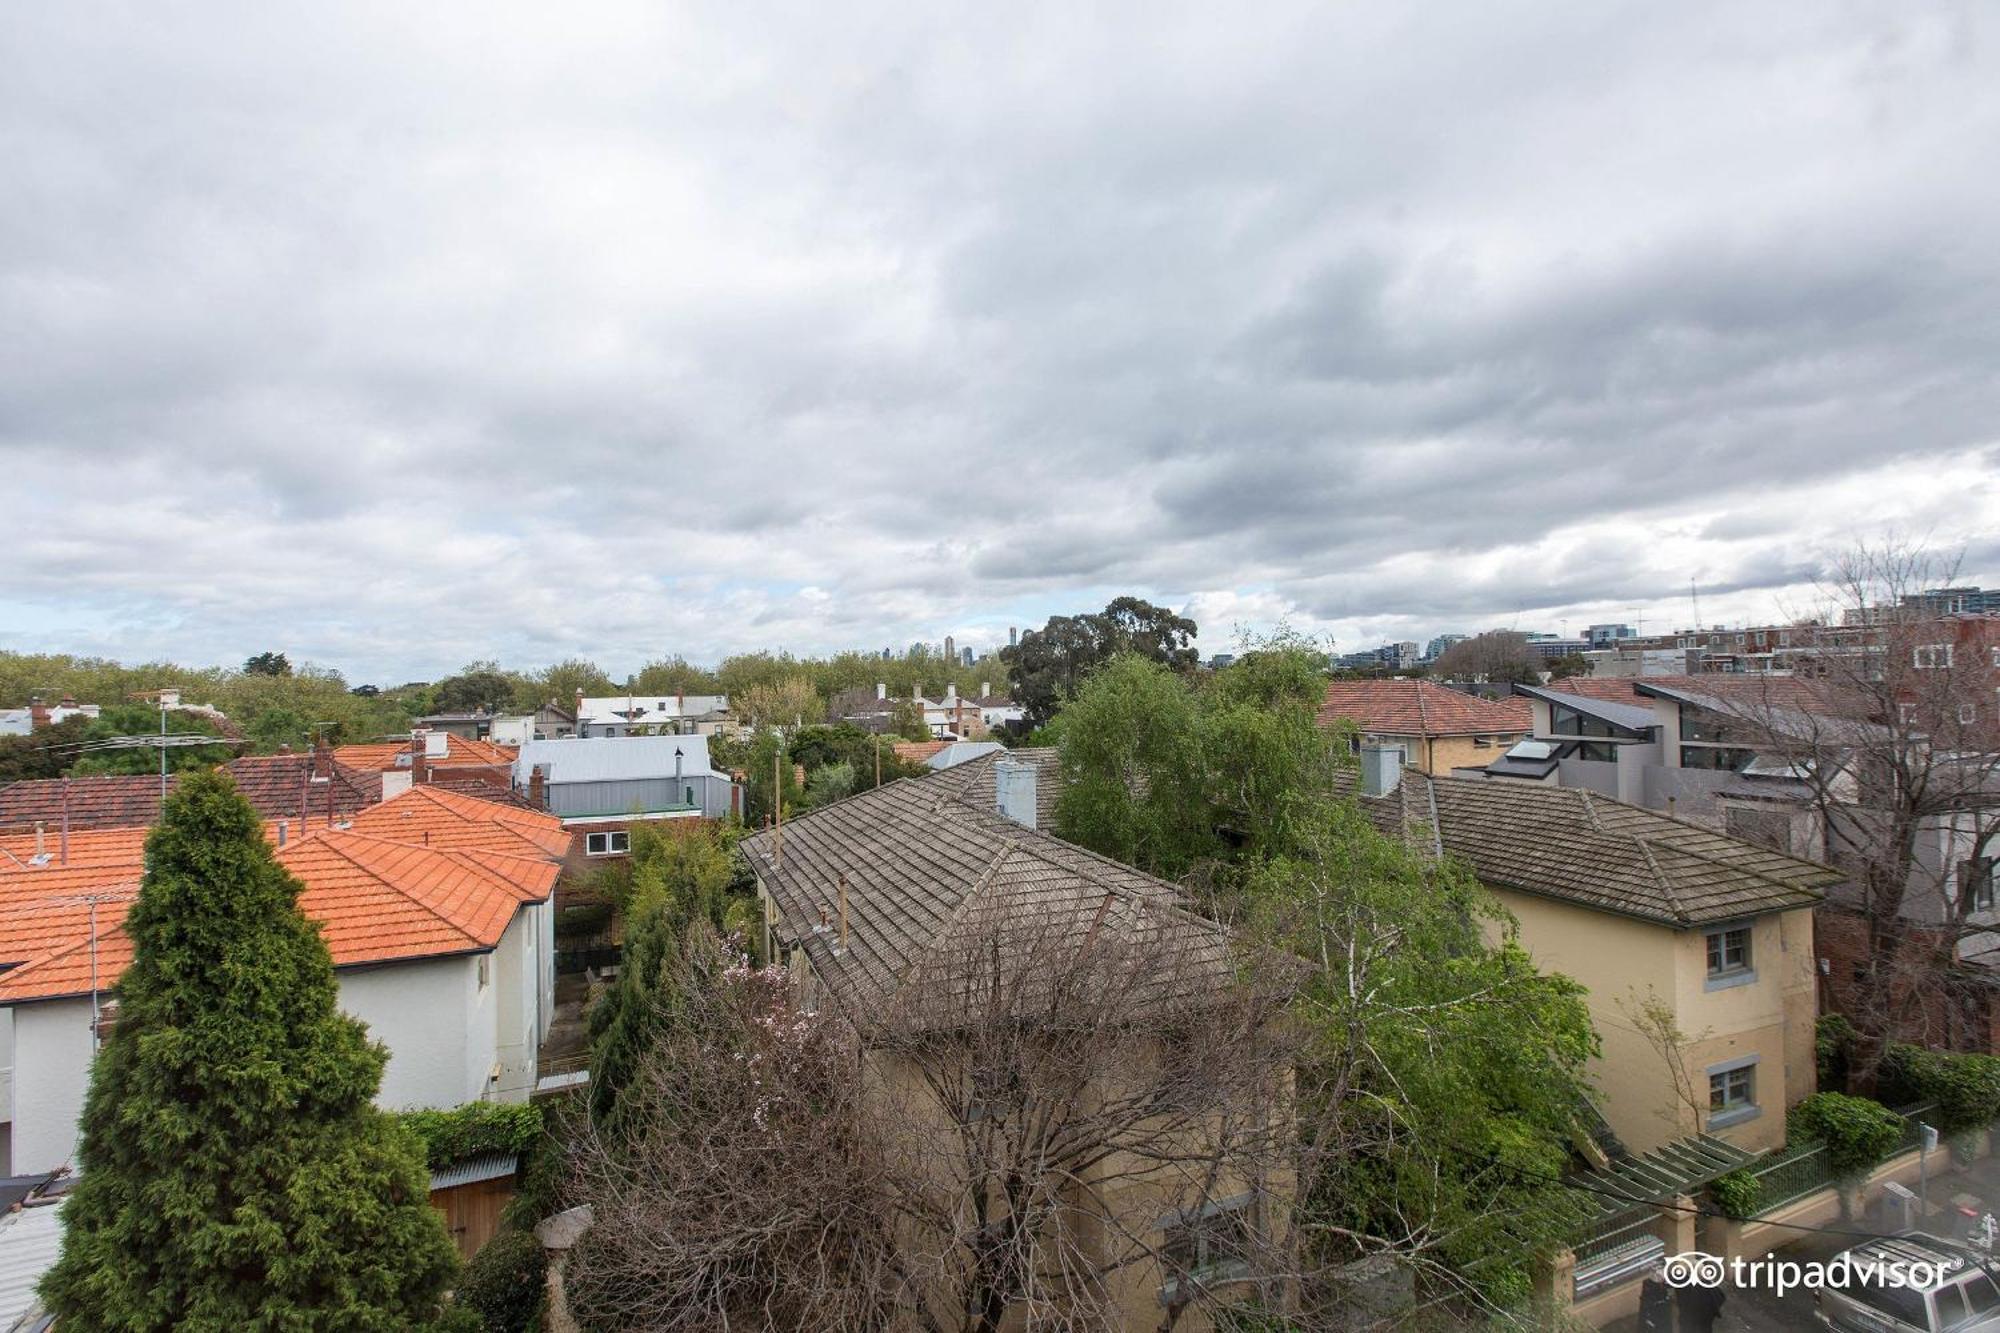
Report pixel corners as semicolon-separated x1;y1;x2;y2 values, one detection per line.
1624;823;1683;924
298;835;485;949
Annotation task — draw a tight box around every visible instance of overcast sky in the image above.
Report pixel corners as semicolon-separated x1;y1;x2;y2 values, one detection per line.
5;3;1997;684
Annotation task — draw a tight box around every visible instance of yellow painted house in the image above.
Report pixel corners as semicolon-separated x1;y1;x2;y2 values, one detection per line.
1344;753;1838;1156
1319;678;1532;775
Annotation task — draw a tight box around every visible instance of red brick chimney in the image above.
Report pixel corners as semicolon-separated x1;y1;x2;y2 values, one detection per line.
408;731;429;785
528;765;547;810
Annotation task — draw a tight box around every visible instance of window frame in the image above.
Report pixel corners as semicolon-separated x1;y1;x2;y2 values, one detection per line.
1704;923;1756;991
585;830;631;856
1914;643;1954;669
1706;1055;1760;1129
1157;1193;1257;1305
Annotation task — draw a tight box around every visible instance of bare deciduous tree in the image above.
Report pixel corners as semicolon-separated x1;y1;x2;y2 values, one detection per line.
566;905;1298;1333
1733;543;2000;1066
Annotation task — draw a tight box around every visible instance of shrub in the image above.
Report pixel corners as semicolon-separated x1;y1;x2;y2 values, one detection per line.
456;1227;546;1333
1789;1092;1904;1178
1710;1169;1761;1220
1816;1013;1858;1093
400;1102;544;1171
1878;1043;2000;1133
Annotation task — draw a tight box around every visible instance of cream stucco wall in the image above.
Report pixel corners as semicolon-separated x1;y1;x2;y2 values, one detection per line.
1364;730;1523;776
1491;890;1815;1157
1;904;550;1176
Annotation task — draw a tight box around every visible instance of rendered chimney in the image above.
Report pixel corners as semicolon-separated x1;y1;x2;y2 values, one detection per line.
876;682;886;700
1359;745;1403;798
980;681;991;699
994;758;1038;830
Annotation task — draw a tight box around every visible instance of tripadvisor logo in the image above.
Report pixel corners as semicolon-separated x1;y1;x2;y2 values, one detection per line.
1662;1251;1949;1298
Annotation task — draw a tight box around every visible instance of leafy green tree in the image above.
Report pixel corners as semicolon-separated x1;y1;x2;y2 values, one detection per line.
1546;653;1591;680
888;697;930;741
787;723;923;798
69;704;234;777
431;661;521;714
524;658;617;712
999;595;1198;728
0;713;90;782
1248;810;1599;1308
40;770;461;1330
588;821;740;1131
246;706;310;753
632;656;722;696
741;729;804;829
243;651;292;677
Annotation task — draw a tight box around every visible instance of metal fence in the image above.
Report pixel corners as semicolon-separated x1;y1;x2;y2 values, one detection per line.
1747;1141;1833;1214
1572;1210;1665;1299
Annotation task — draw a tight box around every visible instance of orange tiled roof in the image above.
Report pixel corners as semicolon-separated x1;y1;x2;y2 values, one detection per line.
0;788;563;1004
1318;680;1532;737
342;785;572;860
892;740;952;764
333;734;516;772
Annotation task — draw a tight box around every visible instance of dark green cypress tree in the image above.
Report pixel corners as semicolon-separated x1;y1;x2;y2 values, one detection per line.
40;769;463;1331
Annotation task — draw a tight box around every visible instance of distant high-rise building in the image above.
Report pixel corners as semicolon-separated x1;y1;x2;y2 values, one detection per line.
960;646;974;667
1424;633;1468;661
1009;626;1019;647
1585;623;1637;647
944;635;956;663
1901;586;2000;616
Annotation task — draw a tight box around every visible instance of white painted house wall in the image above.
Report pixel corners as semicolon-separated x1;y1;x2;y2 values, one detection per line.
1;905;551;1175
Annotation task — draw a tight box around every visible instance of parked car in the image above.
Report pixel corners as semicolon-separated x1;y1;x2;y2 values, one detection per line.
1815;1234;2000;1332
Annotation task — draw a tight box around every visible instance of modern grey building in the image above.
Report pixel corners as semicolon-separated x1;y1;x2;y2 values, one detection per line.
513;735;740;823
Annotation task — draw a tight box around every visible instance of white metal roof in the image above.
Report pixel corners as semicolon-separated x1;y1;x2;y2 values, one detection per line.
0;1199;63;1332
925;741;1005;771
575;695;728;725
516;735;722;785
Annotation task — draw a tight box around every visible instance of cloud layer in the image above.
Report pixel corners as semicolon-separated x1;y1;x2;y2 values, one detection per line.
4;2;1997;680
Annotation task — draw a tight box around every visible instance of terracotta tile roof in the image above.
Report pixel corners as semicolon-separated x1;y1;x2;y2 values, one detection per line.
1542;674;1831;713
891;740;951;764
424;779;539;811
1339;768;1838;928
1318;680;1532;737
332;735;516;772
0;787;564;1004
741;758;1237;1024
0;755;379;834
341;785;572;860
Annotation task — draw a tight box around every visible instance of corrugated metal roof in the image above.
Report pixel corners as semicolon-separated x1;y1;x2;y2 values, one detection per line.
924;741;1004;770
515;735;720;786
0;1199;64;1332
428;1152;518;1192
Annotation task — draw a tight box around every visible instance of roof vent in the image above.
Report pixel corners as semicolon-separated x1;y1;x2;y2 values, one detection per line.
1359;745;1403;798
995;759;1038;831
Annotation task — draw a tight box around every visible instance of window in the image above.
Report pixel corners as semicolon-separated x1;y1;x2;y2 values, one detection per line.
1160;1195;1255;1294
684;785;696;807
1958;703;1978;725
1708;1062;1756;1125
1915;643;1953;669
1575;740;1619;763
1680;745;1755;772
1550;704;1617;739
1706;925;1753;980
1679;706;1746;744
586;830;630;856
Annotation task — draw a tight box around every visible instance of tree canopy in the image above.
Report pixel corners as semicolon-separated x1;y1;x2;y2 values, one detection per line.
1432;631;1540;685
999;595;1199;728
40;770;462;1330
242;651;291;677
1055;643;1601;1310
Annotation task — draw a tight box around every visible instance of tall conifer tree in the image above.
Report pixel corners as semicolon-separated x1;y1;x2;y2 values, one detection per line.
41;770;462;1330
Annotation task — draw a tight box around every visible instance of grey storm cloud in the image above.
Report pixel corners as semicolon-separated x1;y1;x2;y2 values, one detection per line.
2;1;1998;680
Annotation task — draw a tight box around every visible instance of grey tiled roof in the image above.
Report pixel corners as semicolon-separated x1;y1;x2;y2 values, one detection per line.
740;751;1235;1022
1339;769;1838;927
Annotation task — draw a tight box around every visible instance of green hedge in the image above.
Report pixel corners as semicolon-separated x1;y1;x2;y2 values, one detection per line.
456;1226;546;1333
399;1102;543;1171
1788;1092;1903;1178
1878;1044;2000;1134
1709;1169;1761;1220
